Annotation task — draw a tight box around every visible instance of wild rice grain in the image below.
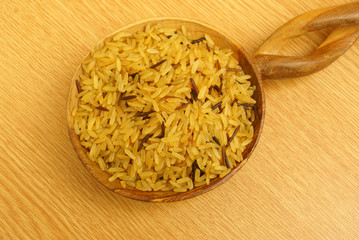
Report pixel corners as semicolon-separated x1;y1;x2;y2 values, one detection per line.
191;37;206;44
190;78;199;97
212;136;221;146
212;101;223;111
120;95;137;100
221;146;230;168
253;105;259;121
135;110;155;117
191;89;198;102
75;79;82;93
226;125;240;148
137;134;153;152
237;103;255;109
96;106;109;111
155;122;165;138
175;102;190;110
150;59;167;69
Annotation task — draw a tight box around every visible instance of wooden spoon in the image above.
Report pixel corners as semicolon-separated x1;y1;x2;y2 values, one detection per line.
67;3;359;202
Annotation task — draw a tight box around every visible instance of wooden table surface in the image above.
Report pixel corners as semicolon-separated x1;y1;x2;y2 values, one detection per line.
1;0;358;239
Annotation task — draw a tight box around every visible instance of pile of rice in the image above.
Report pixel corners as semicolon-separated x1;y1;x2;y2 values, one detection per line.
72;24;256;192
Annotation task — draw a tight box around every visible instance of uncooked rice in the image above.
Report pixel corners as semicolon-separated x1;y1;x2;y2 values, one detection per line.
72;24;256;192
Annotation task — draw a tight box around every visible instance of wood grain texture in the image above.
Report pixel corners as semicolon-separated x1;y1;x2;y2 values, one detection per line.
254;3;359;79
1;0;358;239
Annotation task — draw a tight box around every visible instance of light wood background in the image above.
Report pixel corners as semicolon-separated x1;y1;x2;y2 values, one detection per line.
1;1;358;239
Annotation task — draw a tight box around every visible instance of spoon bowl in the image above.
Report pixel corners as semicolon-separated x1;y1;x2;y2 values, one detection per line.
67;18;265;202
67;3;359;202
